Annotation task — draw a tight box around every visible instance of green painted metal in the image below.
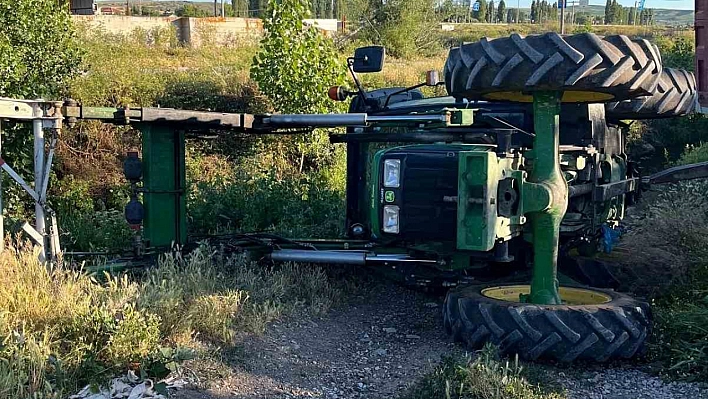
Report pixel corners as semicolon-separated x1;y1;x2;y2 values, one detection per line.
526;92;568;305
457;150;498;251
369;148;384;238
72;106;142;120
140;124;187;248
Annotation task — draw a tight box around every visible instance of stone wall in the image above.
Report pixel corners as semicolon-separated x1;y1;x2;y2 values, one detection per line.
72;15;337;47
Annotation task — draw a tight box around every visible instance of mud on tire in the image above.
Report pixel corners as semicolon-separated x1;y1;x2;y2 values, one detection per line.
606;68;698;120
445;33;662;103
443;285;652;362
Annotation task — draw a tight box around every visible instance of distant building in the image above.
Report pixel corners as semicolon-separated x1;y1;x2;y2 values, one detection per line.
578;0;589;5
69;0;97;15
97;6;126;16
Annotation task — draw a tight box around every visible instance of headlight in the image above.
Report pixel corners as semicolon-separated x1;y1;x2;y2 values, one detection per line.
383;205;400;234
383;159;401;188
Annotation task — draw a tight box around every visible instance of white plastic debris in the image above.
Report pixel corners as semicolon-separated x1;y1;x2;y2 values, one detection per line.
69;371;179;399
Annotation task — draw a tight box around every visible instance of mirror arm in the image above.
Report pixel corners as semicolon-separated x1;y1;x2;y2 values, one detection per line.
347;58;368;105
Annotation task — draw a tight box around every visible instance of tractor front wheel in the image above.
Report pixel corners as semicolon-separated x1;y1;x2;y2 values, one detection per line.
443;285;651;362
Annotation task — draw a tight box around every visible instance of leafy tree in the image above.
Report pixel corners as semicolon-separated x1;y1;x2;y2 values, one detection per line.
0;0;82;217
575;12;592;25
251;0;346;170
530;0;537;22
176;4;210;17
486;1;494;22
0;0;81;98
474;0;487;22
249;0;268;17
252;0;344;114
496;0;505;22
604;0;612;24
640;8;653;25
232;0;249;16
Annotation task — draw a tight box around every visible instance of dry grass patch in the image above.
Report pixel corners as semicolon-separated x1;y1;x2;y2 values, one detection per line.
0;243;346;398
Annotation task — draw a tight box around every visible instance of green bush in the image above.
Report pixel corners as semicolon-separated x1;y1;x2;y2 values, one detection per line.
676;143;708;166
655;35;695;71
186;143;346;238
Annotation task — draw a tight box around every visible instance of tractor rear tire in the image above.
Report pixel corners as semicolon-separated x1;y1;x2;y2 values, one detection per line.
443;285;651;362
605;68;698;120
445;33;662;103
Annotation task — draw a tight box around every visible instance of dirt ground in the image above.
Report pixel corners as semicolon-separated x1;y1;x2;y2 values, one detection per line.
172;278;708;399
173;280;458;399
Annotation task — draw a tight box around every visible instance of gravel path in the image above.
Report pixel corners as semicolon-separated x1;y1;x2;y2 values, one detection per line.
172;279;708;399
556;368;708;399
174;280;460;399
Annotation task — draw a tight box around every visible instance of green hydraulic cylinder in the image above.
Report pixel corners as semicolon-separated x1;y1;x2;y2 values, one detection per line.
527;92;568;305
140;124;187;248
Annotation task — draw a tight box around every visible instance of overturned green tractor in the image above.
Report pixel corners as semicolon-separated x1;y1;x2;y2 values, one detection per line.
312;33;703;362
4;33;706;364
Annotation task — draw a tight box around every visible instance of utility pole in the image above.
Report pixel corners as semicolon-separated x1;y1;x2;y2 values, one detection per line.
633;0;638;25
571;0;575;26
517;0;520;23
560;0;565;34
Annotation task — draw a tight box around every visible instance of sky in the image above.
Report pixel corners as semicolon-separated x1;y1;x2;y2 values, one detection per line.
188;0;695;10
506;0;694;9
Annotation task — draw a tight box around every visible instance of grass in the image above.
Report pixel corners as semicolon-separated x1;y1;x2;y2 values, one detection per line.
400;344;566;399
0;243;347;397
609;140;708;382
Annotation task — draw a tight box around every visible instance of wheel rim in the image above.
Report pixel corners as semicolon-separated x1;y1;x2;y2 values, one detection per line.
481;285;612;305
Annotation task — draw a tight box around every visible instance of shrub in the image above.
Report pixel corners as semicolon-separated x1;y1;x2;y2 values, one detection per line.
676;143;708;166
361;0;442;58
655;35;695;71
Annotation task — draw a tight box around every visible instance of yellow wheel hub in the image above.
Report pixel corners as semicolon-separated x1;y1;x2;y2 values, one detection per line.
481;285;612;305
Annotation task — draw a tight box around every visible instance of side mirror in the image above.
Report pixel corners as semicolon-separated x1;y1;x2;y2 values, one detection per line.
352;46;386;73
